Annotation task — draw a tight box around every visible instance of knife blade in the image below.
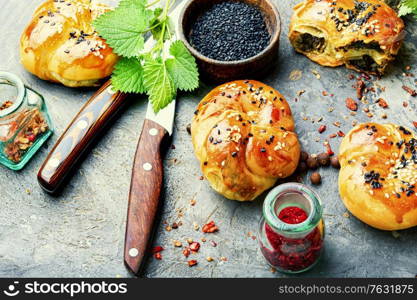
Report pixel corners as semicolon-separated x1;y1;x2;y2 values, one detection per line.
123;2;184;276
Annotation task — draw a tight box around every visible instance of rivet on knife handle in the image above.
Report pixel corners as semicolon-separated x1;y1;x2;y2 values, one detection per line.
37;80;127;194
124;119;168;275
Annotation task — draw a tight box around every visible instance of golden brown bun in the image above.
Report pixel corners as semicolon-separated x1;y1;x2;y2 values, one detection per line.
289;0;404;74
20;0;117;87
339;123;417;230
192;80;301;201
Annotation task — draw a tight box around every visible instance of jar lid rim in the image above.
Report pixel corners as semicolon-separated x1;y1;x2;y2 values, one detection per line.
263;182;323;233
0;71;26;117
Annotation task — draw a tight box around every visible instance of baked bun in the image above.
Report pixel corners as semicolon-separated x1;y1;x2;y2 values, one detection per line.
339;123;417;230
20;0;117;87
289;0;404;74
192;80;301;201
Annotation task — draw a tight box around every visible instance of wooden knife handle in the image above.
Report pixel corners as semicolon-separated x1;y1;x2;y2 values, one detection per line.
124;119;169;276
38;80;127;194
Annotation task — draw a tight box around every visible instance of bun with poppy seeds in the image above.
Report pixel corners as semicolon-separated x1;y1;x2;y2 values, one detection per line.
339;123;417;230
191;80;300;201
20;0;117;87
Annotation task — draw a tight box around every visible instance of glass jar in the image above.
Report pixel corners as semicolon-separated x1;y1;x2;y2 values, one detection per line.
0;71;53;170
258;182;325;274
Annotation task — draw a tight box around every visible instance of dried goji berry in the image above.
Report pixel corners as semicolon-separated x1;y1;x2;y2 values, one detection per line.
188;260;198;267
345;98;358;111
183;248;191;257
202;221;219;233
189;242;200;252
377;98;389;108
318;125;326;134
152;246;164;254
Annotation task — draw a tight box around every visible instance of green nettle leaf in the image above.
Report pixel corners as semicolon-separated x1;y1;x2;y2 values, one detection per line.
166;40;199;91
111;57;145;94
118;0;146;9
143;59;176;112
399;4;414;16
153;7;163;18
93;6;152;58
399;0;417;16
151;16;173;42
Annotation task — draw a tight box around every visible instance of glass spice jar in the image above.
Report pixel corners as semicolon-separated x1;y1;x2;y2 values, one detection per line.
258;182;325;274
0;71;53;170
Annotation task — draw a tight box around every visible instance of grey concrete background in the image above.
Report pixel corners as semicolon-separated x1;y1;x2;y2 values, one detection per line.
0;0;416;278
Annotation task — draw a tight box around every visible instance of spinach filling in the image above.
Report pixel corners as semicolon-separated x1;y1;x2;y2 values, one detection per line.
296;33;325;53
343;41;382;52
348;55;380;72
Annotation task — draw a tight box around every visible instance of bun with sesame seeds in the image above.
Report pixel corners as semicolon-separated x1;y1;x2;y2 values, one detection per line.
288;0;404;75
339;123;417;230
191;80;301;201
20;0;117;87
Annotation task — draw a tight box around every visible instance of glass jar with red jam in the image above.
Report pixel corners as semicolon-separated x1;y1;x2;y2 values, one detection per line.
258;183;325;274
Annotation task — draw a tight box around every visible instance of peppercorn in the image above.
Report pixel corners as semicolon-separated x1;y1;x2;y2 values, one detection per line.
306;156;319;170
297;161;308;173
310;172;322;185
300;151;309;162
186;123;191;135
317;152;330;166
330;155;340;169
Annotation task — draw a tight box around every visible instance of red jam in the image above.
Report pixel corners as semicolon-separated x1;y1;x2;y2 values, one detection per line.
261;206;323;272
278;206;308;224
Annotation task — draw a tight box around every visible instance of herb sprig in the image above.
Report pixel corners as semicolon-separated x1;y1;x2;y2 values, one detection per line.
94;0;199;112
399;0;417;18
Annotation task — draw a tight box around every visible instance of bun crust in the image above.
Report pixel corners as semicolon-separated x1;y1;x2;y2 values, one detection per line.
192;80;300;201
20;0;117;87
339;123;417;230
289;0;404;74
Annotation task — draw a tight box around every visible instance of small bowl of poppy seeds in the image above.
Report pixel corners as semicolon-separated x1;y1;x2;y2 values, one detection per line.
178;0;281;82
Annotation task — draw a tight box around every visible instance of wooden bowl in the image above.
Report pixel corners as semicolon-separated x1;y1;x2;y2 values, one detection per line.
178;0;281;83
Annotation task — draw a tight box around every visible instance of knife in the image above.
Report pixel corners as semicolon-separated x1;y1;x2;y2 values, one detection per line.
123;1;185;276
124;100;175;275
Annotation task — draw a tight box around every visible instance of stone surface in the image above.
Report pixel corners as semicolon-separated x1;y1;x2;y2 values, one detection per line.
0;0;416;278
